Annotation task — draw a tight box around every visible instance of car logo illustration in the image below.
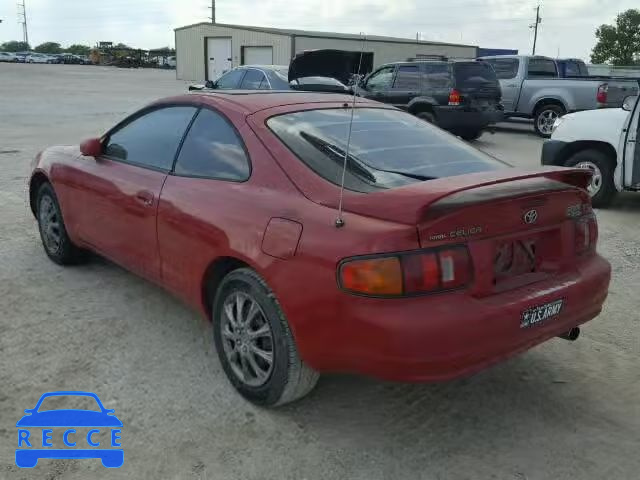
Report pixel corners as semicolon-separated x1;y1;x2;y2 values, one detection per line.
523;209;538;224
15;391;123;468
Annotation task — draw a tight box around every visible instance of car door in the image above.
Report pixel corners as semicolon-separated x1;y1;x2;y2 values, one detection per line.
385;64;421;109
359;65;396;103
157;107;251;302
483;58;521;112
72;106;197;281
624;95;640;186
239;68;270;90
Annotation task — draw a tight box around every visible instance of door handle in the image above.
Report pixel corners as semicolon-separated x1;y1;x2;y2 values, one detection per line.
135;191;154;207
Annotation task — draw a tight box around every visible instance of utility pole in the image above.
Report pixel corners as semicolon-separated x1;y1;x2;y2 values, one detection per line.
17;0;28;46
208;0;215;23
530;4;541;55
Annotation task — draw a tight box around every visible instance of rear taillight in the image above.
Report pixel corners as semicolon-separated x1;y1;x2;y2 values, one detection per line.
574;215;598;254
448;89;461;106
596;83;608;104
339;246;473;297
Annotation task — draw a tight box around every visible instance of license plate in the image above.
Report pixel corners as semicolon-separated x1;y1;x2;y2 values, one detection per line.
520;299;564;328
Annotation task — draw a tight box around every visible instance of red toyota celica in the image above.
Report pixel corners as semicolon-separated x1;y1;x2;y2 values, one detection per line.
29;91;611;406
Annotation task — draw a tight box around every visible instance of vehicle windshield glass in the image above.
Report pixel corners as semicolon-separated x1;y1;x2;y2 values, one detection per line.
453;62;499;88
37;395;102;412
267;108;507;192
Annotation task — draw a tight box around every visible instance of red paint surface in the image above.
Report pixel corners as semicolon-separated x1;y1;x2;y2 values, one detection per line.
30;92;612;382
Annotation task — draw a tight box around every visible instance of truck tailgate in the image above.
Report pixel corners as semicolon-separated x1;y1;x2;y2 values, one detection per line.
602;80;639;107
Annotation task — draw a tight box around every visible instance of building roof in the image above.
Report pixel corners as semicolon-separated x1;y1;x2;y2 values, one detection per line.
175;22;477;49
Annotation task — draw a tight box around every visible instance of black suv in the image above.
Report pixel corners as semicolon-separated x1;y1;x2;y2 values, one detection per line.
356;60;503;140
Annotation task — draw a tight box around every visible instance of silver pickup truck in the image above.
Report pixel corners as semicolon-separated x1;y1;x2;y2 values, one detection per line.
477;55;639;137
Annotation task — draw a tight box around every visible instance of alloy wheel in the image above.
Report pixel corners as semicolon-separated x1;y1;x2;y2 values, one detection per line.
537;109;559;136
220;291;274;387
39;196;62;254
576;161;603;196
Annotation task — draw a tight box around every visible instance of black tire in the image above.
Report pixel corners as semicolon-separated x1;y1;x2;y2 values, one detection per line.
533;103;565;138
458;129;484;141
36;183;87;265
416;110;436;124
212;268;319;406
564;149;617;208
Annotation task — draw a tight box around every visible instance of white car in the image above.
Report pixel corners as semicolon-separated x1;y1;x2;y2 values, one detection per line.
541;94;639;207
0;52;17;62
25;53;51;64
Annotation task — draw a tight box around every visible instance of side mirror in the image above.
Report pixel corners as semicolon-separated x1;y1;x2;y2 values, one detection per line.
622;95;638;112
80;138;102;157
205;80;216;89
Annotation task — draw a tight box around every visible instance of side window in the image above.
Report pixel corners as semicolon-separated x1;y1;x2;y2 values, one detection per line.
424;64;450;88
366;66;395;91
174;109;250;181
240;69;268;89
393;65;420;90
527;59;557;78
485;59;519;79
104;107;196;171
216;69;245;89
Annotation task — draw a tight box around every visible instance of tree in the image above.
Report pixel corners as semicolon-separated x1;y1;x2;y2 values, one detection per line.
1;40;30;52
34;42;62;54
591;9;640;65
66;44;91;56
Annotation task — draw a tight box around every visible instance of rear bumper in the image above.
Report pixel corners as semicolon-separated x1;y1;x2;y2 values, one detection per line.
300;255;611;382
541;140;569;166
434;105;504;131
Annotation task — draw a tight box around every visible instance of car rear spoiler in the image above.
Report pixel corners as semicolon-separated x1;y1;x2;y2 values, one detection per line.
332;167;592;225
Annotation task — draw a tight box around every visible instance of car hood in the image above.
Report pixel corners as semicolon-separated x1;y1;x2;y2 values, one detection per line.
553;107;629;143
288;49;374;85
16;410;123;427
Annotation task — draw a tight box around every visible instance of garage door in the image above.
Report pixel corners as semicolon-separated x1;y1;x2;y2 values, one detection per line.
207;37;232;81
243;46;273;65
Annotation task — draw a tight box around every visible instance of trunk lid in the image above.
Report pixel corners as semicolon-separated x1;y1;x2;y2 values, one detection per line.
339;167;593;294
288;49;374;86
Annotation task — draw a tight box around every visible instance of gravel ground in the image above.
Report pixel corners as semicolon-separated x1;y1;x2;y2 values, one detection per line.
0;64;638;480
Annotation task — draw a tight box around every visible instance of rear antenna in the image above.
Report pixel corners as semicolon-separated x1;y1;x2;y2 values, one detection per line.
335;33;366;228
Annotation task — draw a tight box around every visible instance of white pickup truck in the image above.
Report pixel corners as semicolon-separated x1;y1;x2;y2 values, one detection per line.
541;95;639;207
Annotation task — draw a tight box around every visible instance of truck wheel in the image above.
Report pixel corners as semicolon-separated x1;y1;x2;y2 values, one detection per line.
459;129;483;141
416;111;436;125
565;149;616;208
212;268;319;406
534;104;565;138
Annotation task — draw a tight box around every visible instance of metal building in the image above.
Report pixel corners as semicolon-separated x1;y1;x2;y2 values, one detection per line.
174;22;478;81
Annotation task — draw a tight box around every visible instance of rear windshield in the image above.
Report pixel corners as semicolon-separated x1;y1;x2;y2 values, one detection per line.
453;62;499;88
267;108;507;192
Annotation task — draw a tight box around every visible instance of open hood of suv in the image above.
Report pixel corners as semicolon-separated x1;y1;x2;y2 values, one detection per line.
288;49;374;85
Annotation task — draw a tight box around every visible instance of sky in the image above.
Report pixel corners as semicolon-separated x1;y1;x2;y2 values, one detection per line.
0;0;636;60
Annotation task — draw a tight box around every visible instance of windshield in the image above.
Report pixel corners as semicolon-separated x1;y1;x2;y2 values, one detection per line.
267;108;507;192
37;395;102;412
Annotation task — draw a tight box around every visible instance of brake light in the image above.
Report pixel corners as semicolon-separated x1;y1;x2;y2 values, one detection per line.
339;246;473;297
574;215;598;254
448;89;461;106
596;83;608;104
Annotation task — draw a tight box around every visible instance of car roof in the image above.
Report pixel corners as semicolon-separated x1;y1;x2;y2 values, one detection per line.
169;91;383;115
236;64;288;71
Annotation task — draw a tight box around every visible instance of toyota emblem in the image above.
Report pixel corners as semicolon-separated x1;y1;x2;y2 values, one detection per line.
523;209;538;224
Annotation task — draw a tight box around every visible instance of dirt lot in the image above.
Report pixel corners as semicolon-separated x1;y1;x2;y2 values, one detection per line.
0;64;638;480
